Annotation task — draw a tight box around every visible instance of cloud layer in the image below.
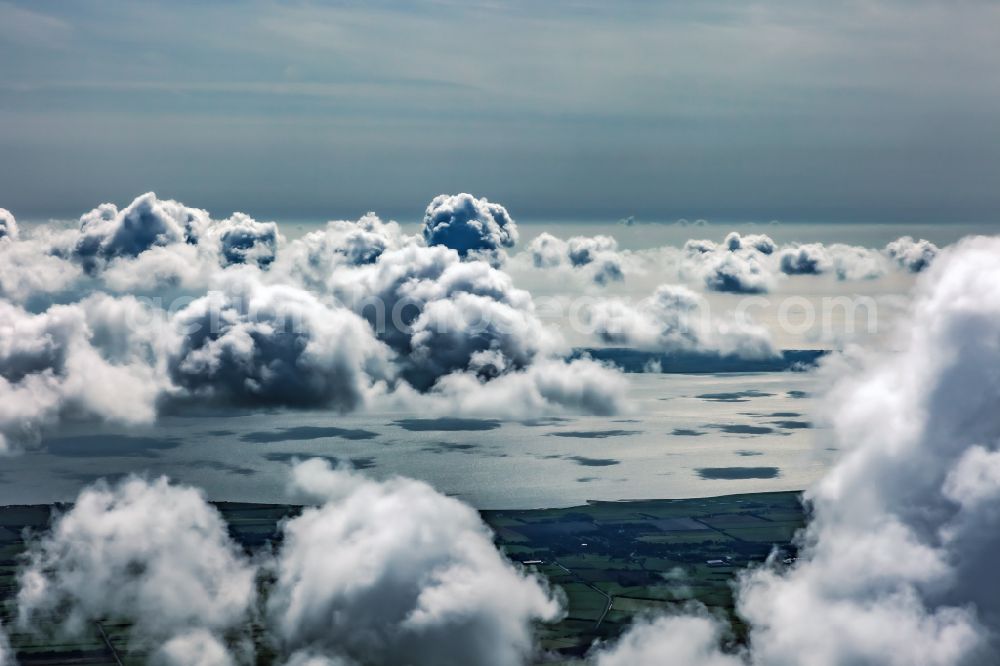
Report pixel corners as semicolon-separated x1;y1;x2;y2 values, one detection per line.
0;192;630;451
17;476;257;664
12;460;562;665
589;235;1000;665
0;190;948;452
515;229;933;295
587;284;776;358
269;459;561;666
422;193;518;262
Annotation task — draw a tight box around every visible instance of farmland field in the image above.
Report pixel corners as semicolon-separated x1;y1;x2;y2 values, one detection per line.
0;492;806;663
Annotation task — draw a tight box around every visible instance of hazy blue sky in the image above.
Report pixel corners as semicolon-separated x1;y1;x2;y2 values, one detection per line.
1;0;998;222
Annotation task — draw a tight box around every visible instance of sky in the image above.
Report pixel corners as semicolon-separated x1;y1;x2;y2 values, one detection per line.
2;0;999;222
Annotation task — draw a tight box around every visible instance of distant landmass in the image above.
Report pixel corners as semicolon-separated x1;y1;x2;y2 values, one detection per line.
572;348;828;373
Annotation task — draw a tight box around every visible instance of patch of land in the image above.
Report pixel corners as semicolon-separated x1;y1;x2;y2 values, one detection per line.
0;491;806;664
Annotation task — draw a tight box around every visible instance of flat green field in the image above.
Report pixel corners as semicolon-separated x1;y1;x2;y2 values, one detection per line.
0;491;806;664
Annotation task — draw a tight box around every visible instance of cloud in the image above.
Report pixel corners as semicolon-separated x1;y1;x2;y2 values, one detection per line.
778;243;887;280
0;193;289;297
778;243;827;275
202;212;281;269
567;235;619;266
278;214;414;291
0;208;17;241
152;629;238;666
0;187;953;453
723;231;775;255
675;232;908;291
0;193;287;298
587;284;776;358
683;233;777;294
527;232;565;269
323;243;568;393
72;192;199;272
593;609;745;666
167;272;395;410
885;235;938;273
405;357;630;418
701;251;772;294
0;295;163;452
267;458;562;666
526;233;625;285
17;475;257;662
422;193;518;261
0;195;631;449
0;626;10;666
0;228;84;303
590;235;1000;665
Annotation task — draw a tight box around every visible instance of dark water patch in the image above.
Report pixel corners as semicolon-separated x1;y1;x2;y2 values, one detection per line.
576;476;598;483
770;420;812;429
263;452;376;470
735;450;764;457
547;430;641;439
204;429;236;437
42;434;181;458
55;470;130;484
696;466;780;480
567;456;621;467
787;390;809;399
394;418;502;432
421;442;479;454
710;424;775;435
697;390;774;403
671;428;707;437
574;348;826;373
184;460;256;476
611;419;642;423
241;426;379;443
520;417;574;427
770;412;802;418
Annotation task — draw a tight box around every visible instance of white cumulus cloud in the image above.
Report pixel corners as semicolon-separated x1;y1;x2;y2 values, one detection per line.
17;475;257;662
267;458;562;666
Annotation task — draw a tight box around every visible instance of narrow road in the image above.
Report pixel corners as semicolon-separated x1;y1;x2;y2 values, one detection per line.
554;561;614;629
95;621;123;666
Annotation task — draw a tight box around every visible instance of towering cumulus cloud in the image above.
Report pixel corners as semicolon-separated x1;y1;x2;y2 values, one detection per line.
193;212;281;269
885;235;939;272
0;209;18;241
0;192;630;451
167;273;395;410
279;213;412;290
10;461;567;664
17;476;257;664
307;239;625;411
268;459;562;666
587;284;776;359
684;233;777;294
422;193;518;261
593;236;1000;665
0;295;163;452
527;233;624;285
778;243;887;280
72;192;199;272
